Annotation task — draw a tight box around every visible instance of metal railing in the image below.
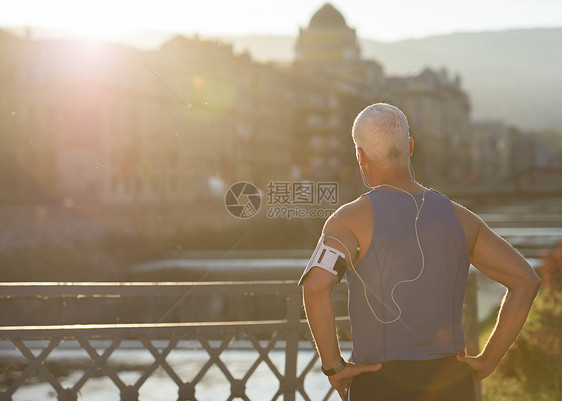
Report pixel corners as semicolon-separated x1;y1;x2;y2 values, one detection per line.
0;275;480;401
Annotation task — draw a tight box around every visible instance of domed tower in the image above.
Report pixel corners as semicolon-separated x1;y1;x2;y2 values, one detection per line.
296;3;361;64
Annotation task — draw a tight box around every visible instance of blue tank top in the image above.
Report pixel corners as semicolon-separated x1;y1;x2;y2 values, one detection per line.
347;188;470;364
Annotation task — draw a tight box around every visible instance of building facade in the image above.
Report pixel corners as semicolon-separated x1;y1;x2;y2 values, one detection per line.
0;32;294;206
3;3;550;212
385;68;471;185
293;4;472;190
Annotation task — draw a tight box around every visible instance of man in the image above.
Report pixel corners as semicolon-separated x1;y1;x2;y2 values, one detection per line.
299;103;541;400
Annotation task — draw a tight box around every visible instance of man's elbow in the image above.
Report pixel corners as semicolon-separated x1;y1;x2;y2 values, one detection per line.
513;273;541;299
529;274;541;295
527;265;542;292
302;275;334;296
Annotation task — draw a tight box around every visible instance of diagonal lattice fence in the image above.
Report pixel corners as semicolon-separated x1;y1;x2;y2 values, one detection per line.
0;282;348;401
0;322;343;401
0;278;479;401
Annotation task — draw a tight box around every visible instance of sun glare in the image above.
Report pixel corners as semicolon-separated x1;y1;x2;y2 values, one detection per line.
64;22;127;41
24;2;136;41
50;18;129;41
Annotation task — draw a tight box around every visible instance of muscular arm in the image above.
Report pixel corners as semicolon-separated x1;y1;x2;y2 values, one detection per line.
301;208;381;399
302;266;342;369
454;204;541;379
302;220;357;369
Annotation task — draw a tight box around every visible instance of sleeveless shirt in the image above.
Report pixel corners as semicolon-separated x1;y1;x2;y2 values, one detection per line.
347;188;470;364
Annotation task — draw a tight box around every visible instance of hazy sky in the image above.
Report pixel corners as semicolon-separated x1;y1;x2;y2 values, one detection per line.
1;0;561;42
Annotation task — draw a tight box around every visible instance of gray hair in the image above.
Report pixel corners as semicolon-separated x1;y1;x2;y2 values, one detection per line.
351;103;410;167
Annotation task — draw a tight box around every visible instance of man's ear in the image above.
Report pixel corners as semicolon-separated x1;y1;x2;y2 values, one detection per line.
356;147;367;167
409;137;414;156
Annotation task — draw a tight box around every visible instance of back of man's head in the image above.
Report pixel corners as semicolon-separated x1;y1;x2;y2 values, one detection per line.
352;103;410;167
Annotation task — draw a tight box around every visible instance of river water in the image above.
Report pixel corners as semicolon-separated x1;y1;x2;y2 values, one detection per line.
2;196;561;401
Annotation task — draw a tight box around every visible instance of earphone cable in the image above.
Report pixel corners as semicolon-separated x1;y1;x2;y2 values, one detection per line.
325;184;427;324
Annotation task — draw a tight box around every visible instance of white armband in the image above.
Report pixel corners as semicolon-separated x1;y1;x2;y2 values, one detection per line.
298;234;347;285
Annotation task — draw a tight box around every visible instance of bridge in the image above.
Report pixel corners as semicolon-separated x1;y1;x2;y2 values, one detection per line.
0;278;480;401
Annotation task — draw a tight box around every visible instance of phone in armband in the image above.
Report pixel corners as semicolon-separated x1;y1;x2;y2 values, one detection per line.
298;234;347;285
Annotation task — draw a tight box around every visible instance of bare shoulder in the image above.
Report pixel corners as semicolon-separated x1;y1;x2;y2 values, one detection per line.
321;195;371;263
451;200;485;255
455;202;540;288
324;195;370;233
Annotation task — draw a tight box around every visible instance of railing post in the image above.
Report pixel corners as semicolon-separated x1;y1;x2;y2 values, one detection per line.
283;289;301;401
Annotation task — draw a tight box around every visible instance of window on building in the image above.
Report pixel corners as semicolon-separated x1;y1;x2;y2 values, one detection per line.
307;114;323;127
308;93;324;107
